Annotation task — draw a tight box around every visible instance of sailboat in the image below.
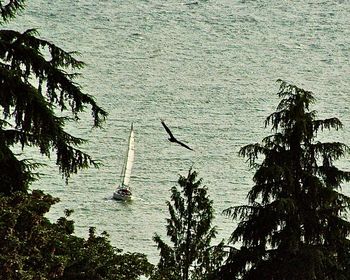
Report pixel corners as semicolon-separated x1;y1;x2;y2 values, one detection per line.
113;123;135;201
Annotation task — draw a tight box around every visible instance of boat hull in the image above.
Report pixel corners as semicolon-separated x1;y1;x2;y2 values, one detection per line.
113;188;132;201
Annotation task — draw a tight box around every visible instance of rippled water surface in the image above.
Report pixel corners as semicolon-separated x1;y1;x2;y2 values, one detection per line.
6;0;350;263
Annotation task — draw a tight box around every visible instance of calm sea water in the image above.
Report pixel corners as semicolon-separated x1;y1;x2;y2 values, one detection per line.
5;0;350;263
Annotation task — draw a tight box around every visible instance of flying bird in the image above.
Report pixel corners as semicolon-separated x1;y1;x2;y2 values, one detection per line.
161;120;193;151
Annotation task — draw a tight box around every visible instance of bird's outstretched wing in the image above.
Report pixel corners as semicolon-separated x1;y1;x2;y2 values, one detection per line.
161;120;175;139
175;140;193;151
161;120;194;151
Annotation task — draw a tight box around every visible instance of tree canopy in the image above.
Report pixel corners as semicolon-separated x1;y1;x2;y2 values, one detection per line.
219;80;350;279
151;169;225;280
0;0;107;194
0;191;153;279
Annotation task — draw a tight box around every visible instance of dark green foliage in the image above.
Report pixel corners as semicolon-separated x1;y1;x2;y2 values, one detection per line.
0;3;153;280
0;191;153;279
151;169;225;280
0;0;25;23
220;80;350;279
0;0;107;194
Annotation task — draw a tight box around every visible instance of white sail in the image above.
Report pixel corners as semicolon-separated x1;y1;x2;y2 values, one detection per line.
121;124;135;187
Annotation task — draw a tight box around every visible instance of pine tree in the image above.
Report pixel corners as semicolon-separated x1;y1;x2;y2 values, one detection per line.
220;80;350;279
0;0;107;194
151;169;225;280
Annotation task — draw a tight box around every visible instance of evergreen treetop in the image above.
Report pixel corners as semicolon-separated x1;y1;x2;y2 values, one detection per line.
220;80;350;280
152;169;225;280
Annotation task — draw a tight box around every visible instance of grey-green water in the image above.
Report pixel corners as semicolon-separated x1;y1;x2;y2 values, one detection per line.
5;0;350;263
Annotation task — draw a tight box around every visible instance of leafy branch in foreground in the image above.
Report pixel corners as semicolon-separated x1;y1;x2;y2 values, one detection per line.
0;1;107;193
0;191;153;279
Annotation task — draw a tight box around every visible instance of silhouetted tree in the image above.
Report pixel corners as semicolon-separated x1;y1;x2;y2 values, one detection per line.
0;0;107;194
0;2;153;279
219;80;350;279
0;191;153;279
151;169;225;280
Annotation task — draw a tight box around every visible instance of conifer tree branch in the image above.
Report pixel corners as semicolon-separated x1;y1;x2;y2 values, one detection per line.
0;0;25;23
